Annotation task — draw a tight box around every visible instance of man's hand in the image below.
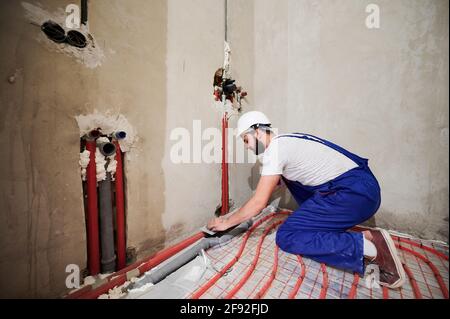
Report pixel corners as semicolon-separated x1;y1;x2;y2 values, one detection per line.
207;216;230;232
207;175;281;232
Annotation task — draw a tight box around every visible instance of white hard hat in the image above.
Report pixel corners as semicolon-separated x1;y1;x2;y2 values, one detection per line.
236;111;271;137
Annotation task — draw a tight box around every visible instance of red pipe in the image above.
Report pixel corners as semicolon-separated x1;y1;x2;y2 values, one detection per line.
224;115;229;213
391;236;449;261
254;245;279;299
67;232;205;299
288;255;306;299
221;113;229;216
351;226;448;261
85;140;100;276
382;287;389;299
113;141;126;270
190;211;290;299
319;264;329;299
224;220;283;299
351;225;448;298
348;273;360;299
396;244;449;299
403;263;422;299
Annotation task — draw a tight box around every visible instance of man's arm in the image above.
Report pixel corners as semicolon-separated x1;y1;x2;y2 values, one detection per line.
208;175;281;231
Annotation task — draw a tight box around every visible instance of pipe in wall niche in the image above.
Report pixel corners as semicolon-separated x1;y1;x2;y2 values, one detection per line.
112;131;127;140
113;140;126;270
84;129;101;140
98;166;117;273
130;220;253;290
97;141;116;157
220;113;229;215
84;139;100;275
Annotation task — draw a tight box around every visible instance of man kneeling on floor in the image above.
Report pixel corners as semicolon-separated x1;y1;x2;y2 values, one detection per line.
207;111;406;289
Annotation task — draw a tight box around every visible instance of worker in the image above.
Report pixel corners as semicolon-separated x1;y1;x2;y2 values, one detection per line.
208;111;405;288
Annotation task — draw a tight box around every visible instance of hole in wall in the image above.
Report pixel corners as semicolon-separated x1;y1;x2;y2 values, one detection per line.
41;20;87;48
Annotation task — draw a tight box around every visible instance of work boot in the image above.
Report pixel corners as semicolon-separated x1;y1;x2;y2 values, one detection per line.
365;229;406;289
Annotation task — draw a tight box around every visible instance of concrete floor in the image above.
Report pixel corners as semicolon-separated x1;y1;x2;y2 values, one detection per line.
119;208;449;299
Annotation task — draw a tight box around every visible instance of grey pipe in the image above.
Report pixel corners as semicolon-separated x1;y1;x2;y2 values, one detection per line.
98;142;116;157
98;166;116;273
130;219;253;290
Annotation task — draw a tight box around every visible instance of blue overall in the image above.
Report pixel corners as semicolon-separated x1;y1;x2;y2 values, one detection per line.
275;133;381;275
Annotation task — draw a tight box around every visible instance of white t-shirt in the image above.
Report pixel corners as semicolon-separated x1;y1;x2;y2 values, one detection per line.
260;134;359;186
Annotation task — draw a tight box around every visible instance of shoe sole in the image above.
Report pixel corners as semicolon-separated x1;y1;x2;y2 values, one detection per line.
377;228;406;289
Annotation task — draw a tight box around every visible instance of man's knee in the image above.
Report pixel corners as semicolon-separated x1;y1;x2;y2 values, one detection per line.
276;227;296;253
276;225;316;256
275;229;287;250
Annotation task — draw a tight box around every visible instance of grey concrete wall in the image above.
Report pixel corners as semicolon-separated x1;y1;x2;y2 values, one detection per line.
0;0;252;299
0;0;170;298
0;0;447;299
230;0;448;241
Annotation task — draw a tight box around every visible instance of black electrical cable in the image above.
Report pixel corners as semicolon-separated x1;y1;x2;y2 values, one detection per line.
41;20;87;48
81;0;88;25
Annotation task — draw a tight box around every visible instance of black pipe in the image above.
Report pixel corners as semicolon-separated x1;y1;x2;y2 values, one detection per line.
98;142;116;157
81;0;88;25
98;168;116;273
83;129;101;141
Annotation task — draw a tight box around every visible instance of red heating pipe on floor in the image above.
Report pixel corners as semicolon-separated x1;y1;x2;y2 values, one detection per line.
224;220;284;299
396;244;449;299
402;263;422;299
288;255;306;299
113;141;126;270
319;264;329;299
392;236;449;261
352;226;449;262
191;211;291;299
348;273;360;299
254;245;280;299
382;287;389;299
85;139;100;276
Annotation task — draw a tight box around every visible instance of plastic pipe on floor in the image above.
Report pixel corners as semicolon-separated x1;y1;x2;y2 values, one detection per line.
66;232;205;299
130;220;254;290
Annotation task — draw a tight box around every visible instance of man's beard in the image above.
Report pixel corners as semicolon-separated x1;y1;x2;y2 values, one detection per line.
254;139;266;155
